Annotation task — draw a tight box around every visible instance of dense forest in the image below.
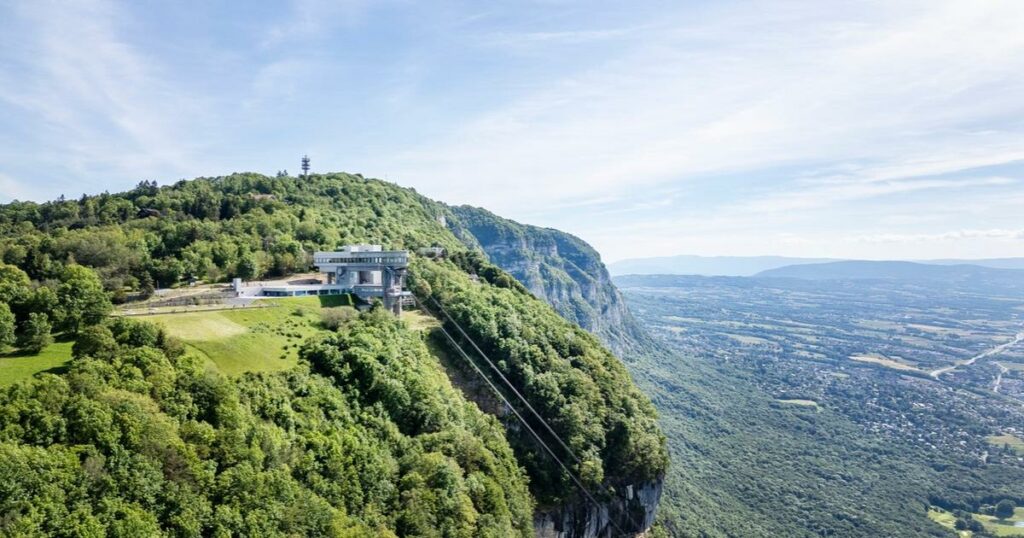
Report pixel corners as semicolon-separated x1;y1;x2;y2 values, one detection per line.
0;308;533;536
0;172;668;536
412;254;667;506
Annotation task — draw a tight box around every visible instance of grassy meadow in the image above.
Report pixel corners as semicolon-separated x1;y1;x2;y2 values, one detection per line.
0;295;369;384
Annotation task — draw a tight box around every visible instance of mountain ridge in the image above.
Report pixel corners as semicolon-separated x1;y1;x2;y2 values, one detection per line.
756;259;1024;282
609;254;1024;276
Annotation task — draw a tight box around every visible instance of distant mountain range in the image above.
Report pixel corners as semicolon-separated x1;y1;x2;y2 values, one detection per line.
756;260;1024;283
607;254;1024;276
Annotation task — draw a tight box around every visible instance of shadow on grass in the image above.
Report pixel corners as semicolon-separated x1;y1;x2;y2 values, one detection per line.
38;364;71;377
318;294;358;308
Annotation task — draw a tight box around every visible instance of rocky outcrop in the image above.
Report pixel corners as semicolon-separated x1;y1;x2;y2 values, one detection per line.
448;205;664;537
535;480;663;538
447;205;648;356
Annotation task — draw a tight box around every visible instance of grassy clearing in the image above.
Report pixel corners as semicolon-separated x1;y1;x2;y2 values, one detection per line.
725;333;773;345
850;353;920;372
776;399;819;407
0;340;75;387
988;434;1024;455
402;309;441;332
141;297;351;376
978;508;1024;536
0;296;397;384
929;506;1024;537
928;507;972;537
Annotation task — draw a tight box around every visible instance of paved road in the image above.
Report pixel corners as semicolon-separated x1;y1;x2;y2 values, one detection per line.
930;329;1024;379
993;361;1010;393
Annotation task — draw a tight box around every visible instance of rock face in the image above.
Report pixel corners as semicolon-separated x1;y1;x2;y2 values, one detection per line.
534;480;664;538
447;205;647;356
449;205;663;537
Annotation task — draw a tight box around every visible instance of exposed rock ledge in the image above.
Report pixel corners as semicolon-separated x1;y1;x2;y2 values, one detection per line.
534;479;663;538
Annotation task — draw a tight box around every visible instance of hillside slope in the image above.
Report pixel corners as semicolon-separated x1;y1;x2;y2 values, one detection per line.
0;172;667;537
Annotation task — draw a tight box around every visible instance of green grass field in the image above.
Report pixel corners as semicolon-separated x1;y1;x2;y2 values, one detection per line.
0;340;75;387
2;297;430;384
977;508;1024;536
144;297;350;376
928;508;971;537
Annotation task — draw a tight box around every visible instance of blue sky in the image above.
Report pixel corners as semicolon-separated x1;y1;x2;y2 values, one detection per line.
1;0;1023;262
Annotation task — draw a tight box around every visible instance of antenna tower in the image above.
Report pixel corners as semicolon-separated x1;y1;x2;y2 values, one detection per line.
301;155;310;178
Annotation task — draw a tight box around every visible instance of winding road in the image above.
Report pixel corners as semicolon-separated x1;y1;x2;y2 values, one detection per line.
929;329;1024;380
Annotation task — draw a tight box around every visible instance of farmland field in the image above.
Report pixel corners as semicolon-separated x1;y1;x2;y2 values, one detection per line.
617;273;1024;537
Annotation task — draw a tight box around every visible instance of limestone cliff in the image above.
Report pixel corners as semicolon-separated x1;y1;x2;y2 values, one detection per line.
447;205;648;356
448;205;663;537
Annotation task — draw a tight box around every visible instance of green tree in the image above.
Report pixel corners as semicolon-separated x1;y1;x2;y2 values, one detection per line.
0;302;15;350
17;312;52;353
55;265;111;333
996;499;1016;519
72;325;118;359
236;252;261;280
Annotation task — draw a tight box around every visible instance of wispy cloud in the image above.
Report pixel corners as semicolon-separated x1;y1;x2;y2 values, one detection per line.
0;0;209;197
384;1;1024;212
262;0;374;47
850;229;1024;244
357;0;1024;259
0;0;1021;259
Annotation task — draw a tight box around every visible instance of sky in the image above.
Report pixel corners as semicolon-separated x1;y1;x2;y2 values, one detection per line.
1;0;1023;263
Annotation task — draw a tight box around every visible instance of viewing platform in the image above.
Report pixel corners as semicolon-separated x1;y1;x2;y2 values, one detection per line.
233;245;411;315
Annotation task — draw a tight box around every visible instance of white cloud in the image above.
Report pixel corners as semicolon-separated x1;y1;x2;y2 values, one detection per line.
0;0;209;196
380;0;1024;237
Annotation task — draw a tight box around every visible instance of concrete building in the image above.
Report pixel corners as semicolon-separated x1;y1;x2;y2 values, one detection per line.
317;245;410;314
234;245;411;314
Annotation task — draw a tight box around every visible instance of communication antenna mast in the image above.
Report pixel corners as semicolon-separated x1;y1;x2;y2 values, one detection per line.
301;155;311;178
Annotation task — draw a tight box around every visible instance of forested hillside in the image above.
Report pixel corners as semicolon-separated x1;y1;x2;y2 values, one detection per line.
0;172;667;536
